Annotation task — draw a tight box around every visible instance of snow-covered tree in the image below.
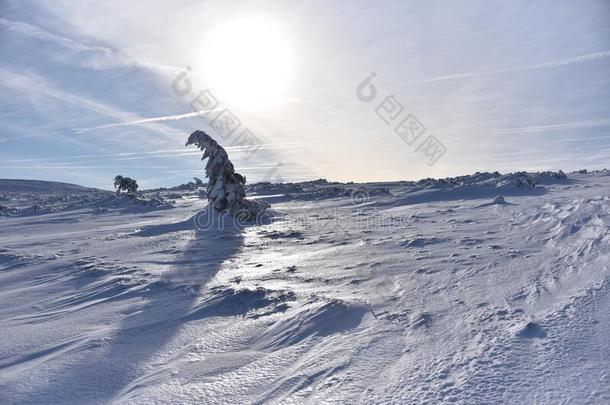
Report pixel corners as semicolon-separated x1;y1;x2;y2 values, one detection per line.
193;177;205;188
114;175;139;194
186;130;269;220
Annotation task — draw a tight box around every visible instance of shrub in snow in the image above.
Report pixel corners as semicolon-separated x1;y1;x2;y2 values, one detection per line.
129;193;175;208
514;176;536;188
186;130;269;220
535;170;567;180
114;175;139;195
172;177;205;191
193;177;205;188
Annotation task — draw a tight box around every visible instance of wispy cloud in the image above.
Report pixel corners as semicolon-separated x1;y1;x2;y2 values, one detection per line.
0;143;305;167
417;50;610;83
0;17;181;72
0;67;185;144
0;17;113;54
493;118;610;135
2;1;609;187
73;111;210;133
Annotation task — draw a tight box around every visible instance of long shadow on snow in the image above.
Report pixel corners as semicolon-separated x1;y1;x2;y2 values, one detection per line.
18;207;246;404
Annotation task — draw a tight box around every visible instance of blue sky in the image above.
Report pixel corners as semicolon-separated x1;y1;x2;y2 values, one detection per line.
1;0;609;189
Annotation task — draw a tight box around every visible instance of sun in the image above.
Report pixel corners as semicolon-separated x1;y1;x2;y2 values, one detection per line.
202;16;294;111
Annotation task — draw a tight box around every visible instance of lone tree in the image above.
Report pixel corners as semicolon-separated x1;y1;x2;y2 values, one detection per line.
114;175;139;194
193;177;204;188
185;130;268;220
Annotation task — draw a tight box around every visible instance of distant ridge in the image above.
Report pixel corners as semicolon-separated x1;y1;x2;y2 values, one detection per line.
0;179;101;193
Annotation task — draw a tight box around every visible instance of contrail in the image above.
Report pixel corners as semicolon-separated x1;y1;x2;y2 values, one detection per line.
0;18;182;73
418;50;610;83
73;111;216;133
493;118;610;135
0;17;113;55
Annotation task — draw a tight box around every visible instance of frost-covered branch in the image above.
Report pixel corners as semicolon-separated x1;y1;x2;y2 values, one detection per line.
186;130;269;219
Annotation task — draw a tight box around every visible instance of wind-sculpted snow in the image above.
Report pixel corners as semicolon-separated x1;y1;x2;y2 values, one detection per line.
404;170;567;191
0;180;175;217
253;300;366;350
1;170;609;403
0;179;98;193
247;181;392;203
243;171;567;207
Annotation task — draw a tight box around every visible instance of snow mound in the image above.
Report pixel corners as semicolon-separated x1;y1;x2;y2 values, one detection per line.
241;171;566;207
189;287;296;319
514;321;547;339
399;236;443;247
118;193;175;209
373;170;568;208
247;181;391;203
253;300;366;350
409;170;566;191
0;180;113;217
476;195;515;208
492;195;506;204
0;179;178;217
0;179;98;193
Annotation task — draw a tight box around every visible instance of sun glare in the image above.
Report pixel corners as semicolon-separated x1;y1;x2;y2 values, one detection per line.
203;16;294;111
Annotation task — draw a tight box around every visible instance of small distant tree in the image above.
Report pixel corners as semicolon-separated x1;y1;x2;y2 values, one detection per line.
114;175;139;195
193;177;204;188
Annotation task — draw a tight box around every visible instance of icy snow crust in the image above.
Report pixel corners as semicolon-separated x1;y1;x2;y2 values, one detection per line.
1;171;609;403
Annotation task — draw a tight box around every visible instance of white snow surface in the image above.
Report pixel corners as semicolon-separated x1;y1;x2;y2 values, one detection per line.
1;171;609;404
